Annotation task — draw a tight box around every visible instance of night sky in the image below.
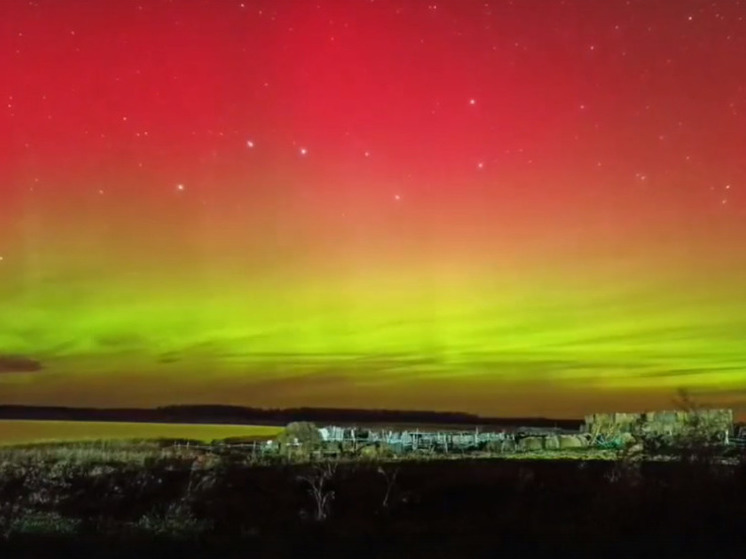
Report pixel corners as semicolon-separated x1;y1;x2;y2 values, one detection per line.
2;0;746;417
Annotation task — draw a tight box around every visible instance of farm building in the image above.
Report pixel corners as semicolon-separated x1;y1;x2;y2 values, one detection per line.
318;426;509;453
314;425;587;454
264;410;738;460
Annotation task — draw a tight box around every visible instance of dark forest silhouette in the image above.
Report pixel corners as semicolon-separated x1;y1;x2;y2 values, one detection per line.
0;404;582;430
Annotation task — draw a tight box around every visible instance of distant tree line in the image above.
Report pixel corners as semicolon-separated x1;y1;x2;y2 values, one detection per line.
0;404;582;429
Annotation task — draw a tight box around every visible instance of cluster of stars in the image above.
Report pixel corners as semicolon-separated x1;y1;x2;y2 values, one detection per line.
3;0;744;222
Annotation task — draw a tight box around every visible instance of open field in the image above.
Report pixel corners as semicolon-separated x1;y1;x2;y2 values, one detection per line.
0;420;282;446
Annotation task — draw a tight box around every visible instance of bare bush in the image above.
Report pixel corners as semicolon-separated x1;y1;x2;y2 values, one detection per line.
298;461;337;521
606;440;643;486
376;465;399;509
669;389;728;468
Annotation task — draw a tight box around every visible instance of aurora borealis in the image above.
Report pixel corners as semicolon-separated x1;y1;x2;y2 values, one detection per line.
2;0;746;418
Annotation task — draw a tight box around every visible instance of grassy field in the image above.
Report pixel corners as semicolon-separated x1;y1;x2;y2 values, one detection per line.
0;420;282;446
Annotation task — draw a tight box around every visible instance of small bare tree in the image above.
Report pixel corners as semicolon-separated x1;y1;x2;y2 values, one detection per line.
607;439;643;486
376;465;399;509
671;388;725;470
298;461;337;521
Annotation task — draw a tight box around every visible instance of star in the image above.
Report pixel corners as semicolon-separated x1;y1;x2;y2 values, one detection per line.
246;140;254;148
477;162;484;169
176;184;185;191
469;98;476;106
299;147;308;156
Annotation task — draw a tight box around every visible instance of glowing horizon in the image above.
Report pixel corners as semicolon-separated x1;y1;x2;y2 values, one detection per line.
2;0;745;418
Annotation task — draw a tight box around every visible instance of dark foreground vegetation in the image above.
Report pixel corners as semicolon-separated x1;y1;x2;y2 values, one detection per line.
1;438;746;558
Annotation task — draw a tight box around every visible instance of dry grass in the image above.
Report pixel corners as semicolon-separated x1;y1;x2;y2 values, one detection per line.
0;420;281;447
0;440;192;466
0;420;282;466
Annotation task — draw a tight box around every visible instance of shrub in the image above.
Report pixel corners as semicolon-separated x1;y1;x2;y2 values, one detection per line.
276;422;322;449
134;501;212;538
6;511;80;536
